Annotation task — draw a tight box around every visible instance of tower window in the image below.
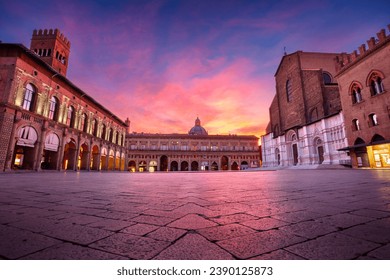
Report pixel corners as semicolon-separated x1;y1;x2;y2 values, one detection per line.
351;84;363;104
369;72;385;96
368;113;378;127
352;119;360;131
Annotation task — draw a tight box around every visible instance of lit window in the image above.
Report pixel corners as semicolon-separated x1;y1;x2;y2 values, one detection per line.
81;113;88;132
369;73;384;96
22;84;36;111
48;96;59;120
66;106;75;127
351;84;363;104
109;129;113;142
101;124;106;140
92;119;98;136
369;113;379;126
352;119;360;131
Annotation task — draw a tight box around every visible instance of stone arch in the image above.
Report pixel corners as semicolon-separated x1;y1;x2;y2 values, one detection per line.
314;137;324;164
170;161;178;171
371;134;385;144
115;151;121;170
100;147;108;170
79;142;89;170
231;161;239;170
353;138;369;167
149;160;158;172
90;144;100;170
191;161;199;171
13;125;39;170
160;155;168;171
221;155;229;170
108;149;115;170
42;132;60;170
62;138;77;170
181;161;189;171
241;161;249;170
128;160;136;172
366;69;385;87
138;160;147;172
275;148;281;165
286;130;299;165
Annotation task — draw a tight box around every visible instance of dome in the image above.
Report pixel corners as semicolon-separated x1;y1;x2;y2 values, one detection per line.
188;117;208;136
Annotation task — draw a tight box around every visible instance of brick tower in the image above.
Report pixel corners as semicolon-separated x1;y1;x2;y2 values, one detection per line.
30;28;71;76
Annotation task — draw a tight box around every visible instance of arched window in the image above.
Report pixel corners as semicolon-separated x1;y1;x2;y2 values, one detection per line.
368;113;378;127
66;106;75;127
352;119;360;131
351;84;363;104
101;124;106;140
22;84;36;111
48;96;59;120
310;107;318;122
109;128;113;142
369;73;384;96
115;131;120;145
286;79;292;102
323;72;332;84
82;113;88;132
79;113;88;132
92;119;98;136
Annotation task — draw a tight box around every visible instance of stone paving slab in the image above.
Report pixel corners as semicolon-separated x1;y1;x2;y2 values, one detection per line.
90;233;171;259
285;233;380;259
0;225;62;259
217;229;306;259
0;169;390;260
21;243;128;260
153;233;234;260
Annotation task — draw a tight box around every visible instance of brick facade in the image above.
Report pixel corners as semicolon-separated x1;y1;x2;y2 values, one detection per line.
262;51;349;167
335;26;390;168
0;29;128;172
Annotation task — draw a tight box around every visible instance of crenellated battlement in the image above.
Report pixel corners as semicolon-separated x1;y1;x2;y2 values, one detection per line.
32;28;71;48
335;24;390;72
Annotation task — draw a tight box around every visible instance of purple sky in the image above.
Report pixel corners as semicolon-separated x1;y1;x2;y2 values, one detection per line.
1;0;389;136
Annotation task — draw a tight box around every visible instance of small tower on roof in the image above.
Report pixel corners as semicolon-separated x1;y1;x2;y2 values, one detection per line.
30;28;71;76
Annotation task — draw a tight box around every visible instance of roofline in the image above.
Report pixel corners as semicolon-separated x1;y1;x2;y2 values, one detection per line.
274;50;343;77
0;43;128;127
127;133;259;140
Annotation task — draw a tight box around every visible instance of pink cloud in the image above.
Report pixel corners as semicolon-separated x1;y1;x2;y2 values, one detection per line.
105;55;274;136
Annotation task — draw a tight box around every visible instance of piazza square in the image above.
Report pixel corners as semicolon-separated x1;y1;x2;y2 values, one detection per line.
0;168;390;260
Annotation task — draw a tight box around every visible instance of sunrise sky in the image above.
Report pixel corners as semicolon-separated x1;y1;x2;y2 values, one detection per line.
1;0;389;136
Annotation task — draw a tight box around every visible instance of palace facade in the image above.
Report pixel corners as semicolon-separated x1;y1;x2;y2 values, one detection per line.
126;118;260;172
335;26;390;168
0;29;128;172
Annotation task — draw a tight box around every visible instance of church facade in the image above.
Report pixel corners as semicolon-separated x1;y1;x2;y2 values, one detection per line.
126;118;260;172
0;29;128;172
261;51;350;167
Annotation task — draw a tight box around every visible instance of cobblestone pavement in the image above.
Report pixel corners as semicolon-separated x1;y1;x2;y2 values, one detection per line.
1;169;390;260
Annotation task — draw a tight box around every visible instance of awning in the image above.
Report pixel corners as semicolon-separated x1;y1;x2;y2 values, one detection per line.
338;140;390;151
